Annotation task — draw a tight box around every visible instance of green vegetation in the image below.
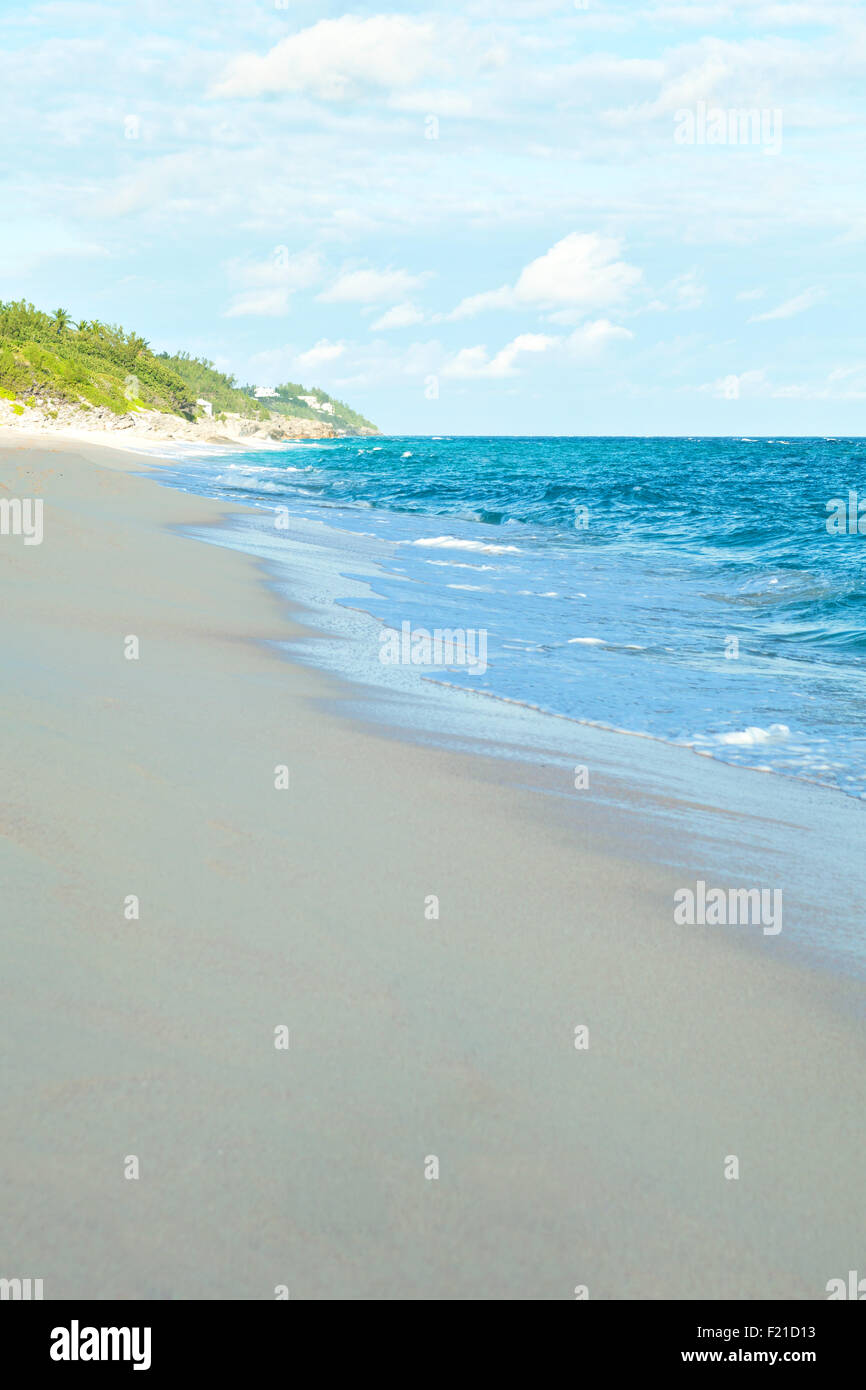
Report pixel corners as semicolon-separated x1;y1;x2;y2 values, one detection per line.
156;351;266;420
0;301;377;432
0;301;196;417
260;381;377;434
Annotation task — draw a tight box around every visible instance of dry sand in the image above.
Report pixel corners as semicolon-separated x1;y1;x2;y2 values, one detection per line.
1;435;864;1300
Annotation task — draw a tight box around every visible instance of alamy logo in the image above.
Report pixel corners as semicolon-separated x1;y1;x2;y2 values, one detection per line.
0;1276;43;1299
379;621;488;675
826;1271;866;1299
50;1320;152;1371
674;881;782;936
0;497;43;545
826;491;866;534
674;102;783;155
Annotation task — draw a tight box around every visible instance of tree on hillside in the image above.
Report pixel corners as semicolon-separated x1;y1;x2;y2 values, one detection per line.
51;308;72;334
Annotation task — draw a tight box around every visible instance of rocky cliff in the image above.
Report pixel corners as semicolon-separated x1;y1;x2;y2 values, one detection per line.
0;395;379;444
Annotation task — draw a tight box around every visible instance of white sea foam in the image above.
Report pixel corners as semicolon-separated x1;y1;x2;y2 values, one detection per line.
223;463;310;475
714;724;791;746
409;536;521;555
216;476;281;491
568;637;606;646
425;560;495;570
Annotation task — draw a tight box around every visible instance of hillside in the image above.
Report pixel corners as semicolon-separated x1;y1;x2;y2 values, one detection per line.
258;381;377;435
0;301;377;437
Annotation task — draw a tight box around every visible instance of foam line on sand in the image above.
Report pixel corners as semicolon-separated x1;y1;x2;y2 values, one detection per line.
1;436;864;1299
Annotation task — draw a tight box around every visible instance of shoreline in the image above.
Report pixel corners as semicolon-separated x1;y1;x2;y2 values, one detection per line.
7;425;864;815
0;423;315;460
2;434;865;1299
144;435;866;812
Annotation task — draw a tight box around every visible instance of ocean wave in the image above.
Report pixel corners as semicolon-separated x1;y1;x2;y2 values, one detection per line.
221;462;312;475
408;535;522;555
424;560;495;570
215;476;282;492
712;724;792;747
158;434;866;802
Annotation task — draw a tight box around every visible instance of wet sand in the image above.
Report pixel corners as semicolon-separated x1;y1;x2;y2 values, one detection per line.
1;435;864;1300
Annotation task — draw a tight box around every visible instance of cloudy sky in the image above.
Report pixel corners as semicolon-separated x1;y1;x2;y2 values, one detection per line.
2;0;865;433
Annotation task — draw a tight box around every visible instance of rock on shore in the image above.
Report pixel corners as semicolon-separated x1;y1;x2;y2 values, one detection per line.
0;396;378;443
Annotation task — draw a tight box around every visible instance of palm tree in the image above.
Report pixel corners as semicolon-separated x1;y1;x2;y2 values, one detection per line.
51;308;71;335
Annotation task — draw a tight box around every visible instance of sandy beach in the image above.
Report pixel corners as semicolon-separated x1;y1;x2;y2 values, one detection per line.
2;434;865;1301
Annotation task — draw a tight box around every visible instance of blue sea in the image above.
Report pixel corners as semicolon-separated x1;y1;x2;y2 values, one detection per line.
155;435;866;800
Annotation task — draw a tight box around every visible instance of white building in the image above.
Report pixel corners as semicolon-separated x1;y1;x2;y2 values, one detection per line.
299;394;335;414
196;398;213;417
254;386;279;399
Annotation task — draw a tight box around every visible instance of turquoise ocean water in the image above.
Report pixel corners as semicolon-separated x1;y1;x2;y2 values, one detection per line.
155;435;866;801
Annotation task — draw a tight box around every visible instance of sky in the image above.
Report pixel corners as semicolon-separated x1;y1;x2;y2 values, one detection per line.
1;0;865;434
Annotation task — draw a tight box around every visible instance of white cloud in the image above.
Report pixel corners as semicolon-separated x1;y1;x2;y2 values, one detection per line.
706;369;769;398
704;360;866;401
596;31;845;134
234;249;323;291
648;2;856;26
295;339;347;369
224;288;292;318
567;319;634;355
371;302;426;330
749;286;824;321
445;285;513;319
736;286;766;300
771;364;866;399
667;270;706;310
443;332;558;378
223;249;323;316
329;338;446;389
320;267;430;304
642;270;706;313
387;87;477;117
212;15;437;101
825;363;866;396
448;234;642;321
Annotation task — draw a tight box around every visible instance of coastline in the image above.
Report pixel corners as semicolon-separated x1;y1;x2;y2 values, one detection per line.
2;434;865;1299
152;432;866;808
0;402;369;456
